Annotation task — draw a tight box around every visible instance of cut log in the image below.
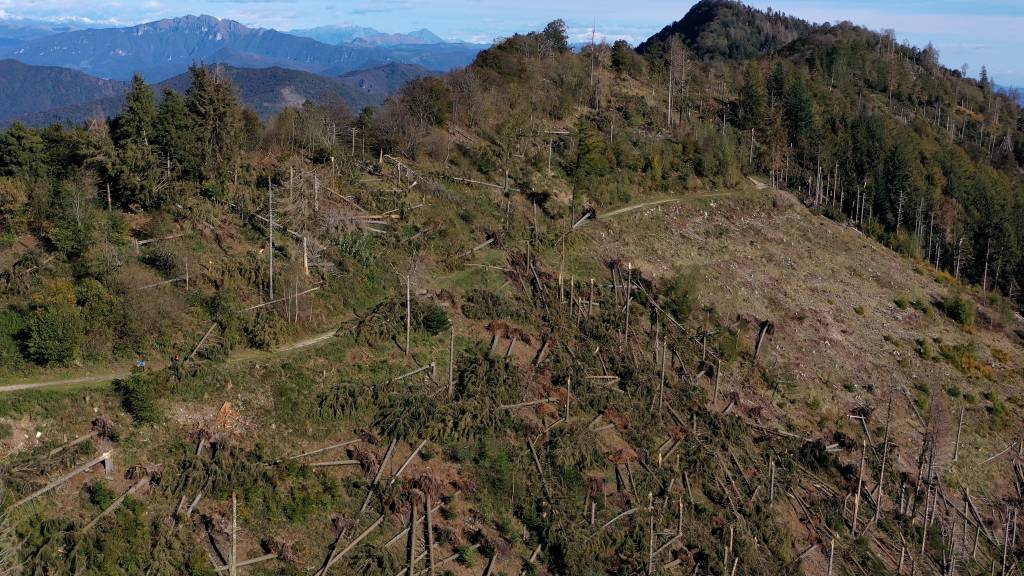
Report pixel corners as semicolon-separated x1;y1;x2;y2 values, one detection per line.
359;438;398;515
10;451;113;510
287;439;360;461
81;477;148;533
318;515;386;575
214;553;278;573
390;440;427;485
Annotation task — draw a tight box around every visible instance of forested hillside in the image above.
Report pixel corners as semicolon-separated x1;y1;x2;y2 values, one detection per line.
0;2;1022;575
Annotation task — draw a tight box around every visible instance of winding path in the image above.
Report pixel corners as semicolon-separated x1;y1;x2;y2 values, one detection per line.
0;326;341;394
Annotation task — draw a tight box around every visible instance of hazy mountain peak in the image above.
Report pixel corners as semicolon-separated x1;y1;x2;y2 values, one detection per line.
288;24;381;45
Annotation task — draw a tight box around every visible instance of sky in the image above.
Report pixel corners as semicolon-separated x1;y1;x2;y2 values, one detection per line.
1;0;1021;85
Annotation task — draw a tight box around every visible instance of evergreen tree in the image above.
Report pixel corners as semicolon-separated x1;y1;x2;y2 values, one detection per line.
154;89;199;180
115;75;156;145
783;70;817;167
0;122;46;180
111;75;161;207
542;20;569;54
738;64;768;131
611;40;641;77
573;119;613;188
185;65;244;185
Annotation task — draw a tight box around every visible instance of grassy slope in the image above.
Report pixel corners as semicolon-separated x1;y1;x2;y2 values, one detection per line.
590;184;1023;485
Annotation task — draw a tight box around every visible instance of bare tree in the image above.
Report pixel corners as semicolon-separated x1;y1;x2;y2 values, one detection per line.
667;36;686;128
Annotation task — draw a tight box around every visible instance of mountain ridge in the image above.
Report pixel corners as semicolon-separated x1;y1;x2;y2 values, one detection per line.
1;61;433;126
3;15;480;81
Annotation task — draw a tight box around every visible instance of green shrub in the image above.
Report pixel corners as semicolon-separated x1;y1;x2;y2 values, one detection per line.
114;372;164;424
939;342;990;378
661;268;700;322
415;300;449;336
714;327;741;362
911;299;932;315
986;292;1015;325
86;481;117;509
462;289;528;322
24;279;84;365
941;294;975;327
244;310;285;350
26;305;83;365
141;247;178;275
0;308;27;370
985;391;1010;429
456;545;478;567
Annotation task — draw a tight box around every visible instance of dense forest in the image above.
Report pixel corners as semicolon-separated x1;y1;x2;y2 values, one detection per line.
1;1;1023;575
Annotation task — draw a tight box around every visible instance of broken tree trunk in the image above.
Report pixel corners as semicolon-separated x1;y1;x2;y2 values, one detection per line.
390;440;427;485
752;320;774;366
230;492;237;576
425;495;435;575
81;477;148;533
187;323;218;363
587;508;638;542
498;397;559;410
448;327;455;398
47;430;98;458
407;505;416;576
853;440;866;535
239;286;322;312
318;514;386;576
359;439;398;515
214;553;278;573
10;451;113;510
384;493;458;548
287;439;360;461
953;406;965;462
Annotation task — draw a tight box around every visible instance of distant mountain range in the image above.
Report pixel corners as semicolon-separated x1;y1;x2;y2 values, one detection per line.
1;15;485;81
1;60;433;127
289;25;446;46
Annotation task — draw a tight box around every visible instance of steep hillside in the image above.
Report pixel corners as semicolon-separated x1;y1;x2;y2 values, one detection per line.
337;62;433;105
2;62;423;126
159;65;375;116
0;5;1022;576
0;59;125;122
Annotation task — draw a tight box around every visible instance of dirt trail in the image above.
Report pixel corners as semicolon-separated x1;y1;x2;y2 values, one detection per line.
600;189;744;220
0;326;341;394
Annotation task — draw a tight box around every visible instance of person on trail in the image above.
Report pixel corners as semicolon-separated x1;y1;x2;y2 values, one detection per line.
171;353;183;379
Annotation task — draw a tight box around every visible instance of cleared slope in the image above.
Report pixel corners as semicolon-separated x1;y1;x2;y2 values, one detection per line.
586;185;1023;508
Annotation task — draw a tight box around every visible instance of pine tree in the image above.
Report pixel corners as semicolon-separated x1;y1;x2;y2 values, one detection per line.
611;40;640;77
738;64;768;131
185;65;244;185
0;122;46;180
155;89;199;181
573;119;613;188
784;71;817;167
111;75;161;207
115;75;156;145
542;20;569;54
